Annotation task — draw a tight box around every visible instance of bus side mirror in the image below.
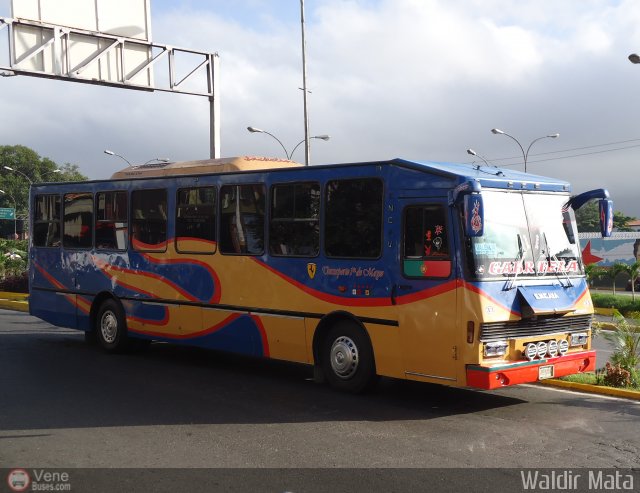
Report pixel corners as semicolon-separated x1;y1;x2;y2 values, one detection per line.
464;194;484;237
599;199;613;238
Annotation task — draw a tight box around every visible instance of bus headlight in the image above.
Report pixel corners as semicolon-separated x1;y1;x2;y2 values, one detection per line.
484;341;508;358
536;341;548;359
570;332;588;347
525;343;538;361
558;339;569;355
547;340;559;357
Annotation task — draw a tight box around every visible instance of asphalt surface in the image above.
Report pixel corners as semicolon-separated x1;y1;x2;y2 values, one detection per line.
0;310;638;491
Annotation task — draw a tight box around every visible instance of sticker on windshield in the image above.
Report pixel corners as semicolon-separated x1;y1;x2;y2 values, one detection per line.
474;243;498;256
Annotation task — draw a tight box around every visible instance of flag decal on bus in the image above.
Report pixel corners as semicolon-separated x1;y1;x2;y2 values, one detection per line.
307;263;317;279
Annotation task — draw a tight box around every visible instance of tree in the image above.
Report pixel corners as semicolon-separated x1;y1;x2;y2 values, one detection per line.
603;263;628;296
0;145;88;220
624;261;640;302
574;201;636;232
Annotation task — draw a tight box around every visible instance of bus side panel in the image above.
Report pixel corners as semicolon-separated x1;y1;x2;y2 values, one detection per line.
123;302;272;358
365;322;404;379
255;315;308;364
30;248;78;329
29;288;76;329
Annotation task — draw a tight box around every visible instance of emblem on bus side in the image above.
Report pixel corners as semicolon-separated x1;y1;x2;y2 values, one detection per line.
307;263;317;279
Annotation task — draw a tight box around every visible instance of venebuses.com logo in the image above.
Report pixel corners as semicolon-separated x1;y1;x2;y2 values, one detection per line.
6;468;72;491
6;469;30;492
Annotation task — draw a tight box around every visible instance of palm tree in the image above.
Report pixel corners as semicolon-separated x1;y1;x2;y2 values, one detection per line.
605;263;628;296
624;261;640;302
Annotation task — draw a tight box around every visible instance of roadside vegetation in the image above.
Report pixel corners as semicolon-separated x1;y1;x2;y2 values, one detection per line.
0;239;28;293
561;307;640;391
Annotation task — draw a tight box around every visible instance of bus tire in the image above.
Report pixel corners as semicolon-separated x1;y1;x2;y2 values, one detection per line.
95;299;128;353
321;321;376;393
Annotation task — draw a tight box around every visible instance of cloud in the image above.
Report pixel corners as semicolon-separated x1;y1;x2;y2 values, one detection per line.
1;0;640;217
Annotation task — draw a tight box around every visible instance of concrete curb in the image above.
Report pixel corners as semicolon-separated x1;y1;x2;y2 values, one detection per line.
539;378;640;401
0;291;29;313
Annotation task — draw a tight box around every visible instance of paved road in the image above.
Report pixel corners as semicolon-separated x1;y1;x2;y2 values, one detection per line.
0;310;638;477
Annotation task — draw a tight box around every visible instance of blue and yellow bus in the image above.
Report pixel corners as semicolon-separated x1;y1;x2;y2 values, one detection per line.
29;156;613;392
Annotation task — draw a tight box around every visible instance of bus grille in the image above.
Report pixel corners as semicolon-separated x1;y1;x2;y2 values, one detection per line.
479;314;592;342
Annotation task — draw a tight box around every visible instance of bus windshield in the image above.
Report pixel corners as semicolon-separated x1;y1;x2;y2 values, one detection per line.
467;191;583;280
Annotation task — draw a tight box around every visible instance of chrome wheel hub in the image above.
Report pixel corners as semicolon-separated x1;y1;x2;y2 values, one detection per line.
100;311;118;344
330;336;358;379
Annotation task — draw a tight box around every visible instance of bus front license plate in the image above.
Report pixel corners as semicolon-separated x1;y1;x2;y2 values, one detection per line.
538;365;554;380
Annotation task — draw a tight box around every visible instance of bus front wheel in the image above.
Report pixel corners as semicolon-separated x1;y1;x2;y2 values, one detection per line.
95;299;128;352
321;322;376;393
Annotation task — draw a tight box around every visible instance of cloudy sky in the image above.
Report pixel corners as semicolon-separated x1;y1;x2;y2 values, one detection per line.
1;0;640;216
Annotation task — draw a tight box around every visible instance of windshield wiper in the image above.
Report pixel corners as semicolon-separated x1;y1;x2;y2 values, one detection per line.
504;233;526;291
542;232;573;288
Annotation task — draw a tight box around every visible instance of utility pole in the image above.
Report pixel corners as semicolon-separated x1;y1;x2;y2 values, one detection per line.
300;0;310;166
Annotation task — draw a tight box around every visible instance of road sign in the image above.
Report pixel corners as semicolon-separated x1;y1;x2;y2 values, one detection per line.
0;208;15;219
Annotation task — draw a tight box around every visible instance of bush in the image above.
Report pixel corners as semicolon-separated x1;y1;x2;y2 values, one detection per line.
591;293;640;316
0;271;28;293
601;362;632;388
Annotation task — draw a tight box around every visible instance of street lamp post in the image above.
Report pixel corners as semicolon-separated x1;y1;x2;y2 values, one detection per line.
3;165;33;185
466;149;491;167
247;126;329;160
300;0;310;166
0;189;17;239
40;169;62;181
490;128;559;173
143;158;171;166
104;149;132;167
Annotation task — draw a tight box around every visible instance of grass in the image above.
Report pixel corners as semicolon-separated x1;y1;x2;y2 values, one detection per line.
560;373;598;385
559;371;640;391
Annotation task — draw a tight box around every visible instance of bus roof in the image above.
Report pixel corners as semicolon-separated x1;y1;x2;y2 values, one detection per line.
110;156;303;179
98;155;569;193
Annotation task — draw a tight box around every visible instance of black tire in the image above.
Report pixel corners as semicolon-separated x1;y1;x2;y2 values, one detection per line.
95;299;128;352
320;321;376;393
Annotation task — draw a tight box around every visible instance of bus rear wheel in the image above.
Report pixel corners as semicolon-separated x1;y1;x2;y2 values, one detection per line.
321;321;376;393
95;299;128;352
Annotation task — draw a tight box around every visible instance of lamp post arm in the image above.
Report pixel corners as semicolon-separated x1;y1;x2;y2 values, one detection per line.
3;166;33;185
289;140;305;160
289;136;329;161
255;130;290;159
500;132;526;170
524;135;558;168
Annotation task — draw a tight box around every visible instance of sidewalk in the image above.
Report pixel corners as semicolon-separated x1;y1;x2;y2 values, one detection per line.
0;291;29;312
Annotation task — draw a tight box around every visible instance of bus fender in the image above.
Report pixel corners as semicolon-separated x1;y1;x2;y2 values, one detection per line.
89;291;124;334
311;311;374;368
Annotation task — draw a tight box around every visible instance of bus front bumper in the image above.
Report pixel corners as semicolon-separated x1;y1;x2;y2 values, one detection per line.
466;350;596;390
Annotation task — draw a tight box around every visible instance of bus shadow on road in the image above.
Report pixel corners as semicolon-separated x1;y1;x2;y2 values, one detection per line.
0;330;527;431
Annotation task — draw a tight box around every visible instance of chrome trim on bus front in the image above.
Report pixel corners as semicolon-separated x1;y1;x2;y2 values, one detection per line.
479;314;592;341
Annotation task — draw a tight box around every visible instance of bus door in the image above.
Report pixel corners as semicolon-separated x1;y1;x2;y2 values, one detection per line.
397;200;458;383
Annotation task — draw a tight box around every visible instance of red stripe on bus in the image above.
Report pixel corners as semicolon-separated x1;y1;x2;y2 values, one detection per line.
249;314;271;357
129;313;241;339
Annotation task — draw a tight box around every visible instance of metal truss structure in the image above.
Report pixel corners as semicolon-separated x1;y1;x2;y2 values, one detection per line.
0;16;220;157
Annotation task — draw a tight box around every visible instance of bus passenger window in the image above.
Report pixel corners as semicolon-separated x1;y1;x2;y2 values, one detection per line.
131;189;167;252
325;178;383;258
403;204;451;278
220;184;265;255
63;193;93;249
96;191;128;251
33;194;61;247
176;187;217;254
270;182;319;257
